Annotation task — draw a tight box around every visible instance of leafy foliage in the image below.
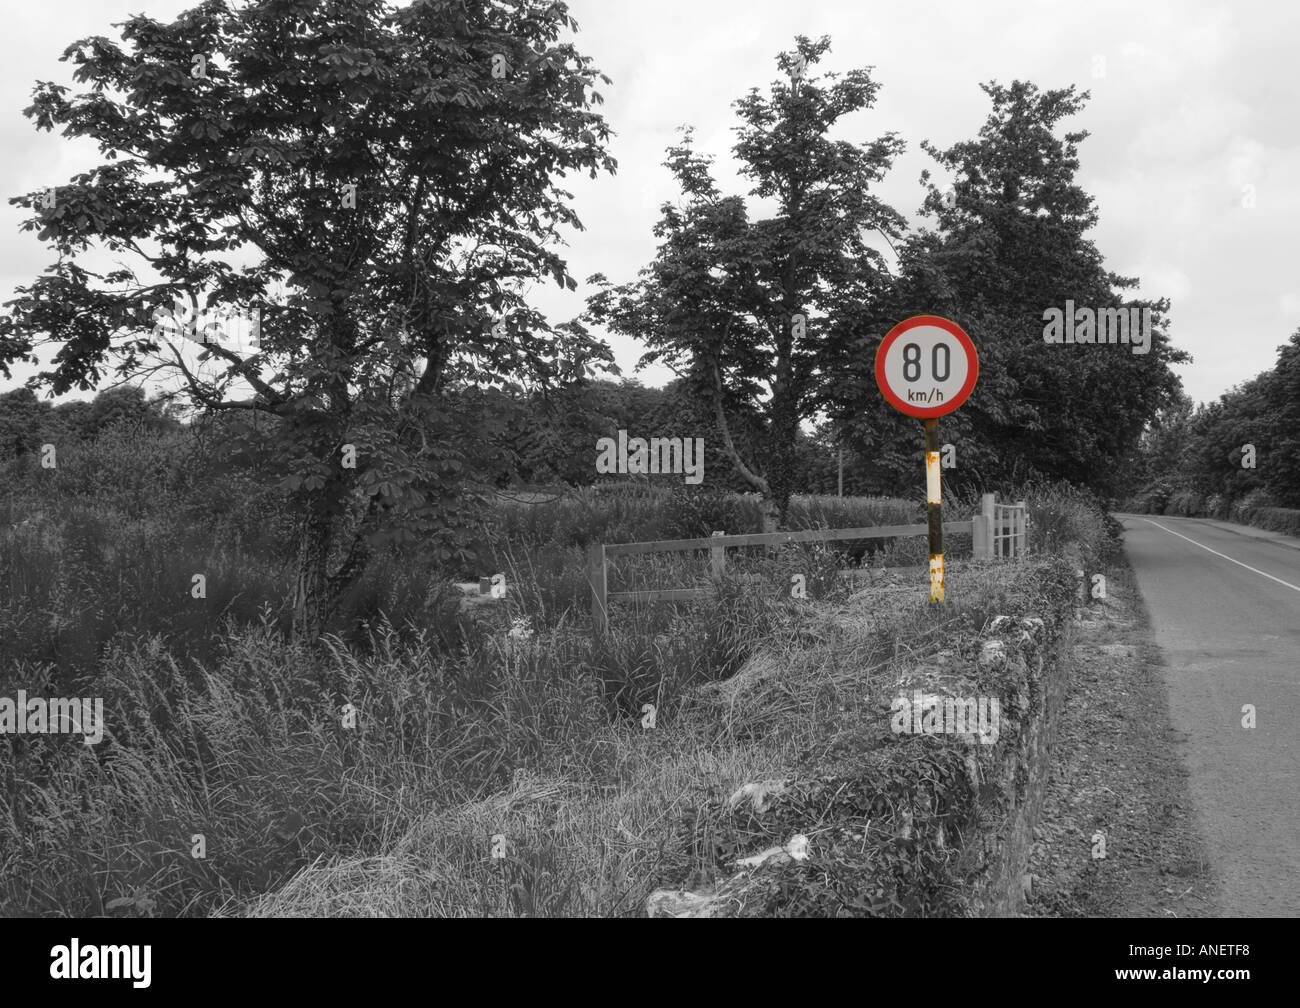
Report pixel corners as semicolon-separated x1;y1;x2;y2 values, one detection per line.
831;81;1189;495
1126;330;1300;515
587;36;905;525
0;0;616;637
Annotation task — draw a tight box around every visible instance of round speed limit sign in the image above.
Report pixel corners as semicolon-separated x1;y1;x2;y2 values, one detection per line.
875;315;978;418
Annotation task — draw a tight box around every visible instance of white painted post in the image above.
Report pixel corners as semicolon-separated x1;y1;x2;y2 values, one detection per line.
1016;500;1028;558
977;492;996;560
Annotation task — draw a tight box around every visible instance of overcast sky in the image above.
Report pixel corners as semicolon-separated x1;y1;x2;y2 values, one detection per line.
2;0;1296;408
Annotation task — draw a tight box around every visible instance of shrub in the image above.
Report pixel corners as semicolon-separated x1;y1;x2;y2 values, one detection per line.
0;502;290;685
1204;494;1230;520
1021;483;1113;569
1119;479;1171;515
1229;487;1275;526
658;487;764;539
1164;490;1204;517
785;494;919;532
1250;507;1300;537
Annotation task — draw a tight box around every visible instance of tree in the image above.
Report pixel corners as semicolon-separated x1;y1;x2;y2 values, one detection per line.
82;384;176;436
841;81;1189;494
1263;330;1300;506
588;37;904;529
0;388;51;462
0;0;615;639
1125;388;1193;503
1130;330;1300;512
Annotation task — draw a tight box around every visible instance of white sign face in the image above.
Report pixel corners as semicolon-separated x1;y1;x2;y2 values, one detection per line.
875;316;978;418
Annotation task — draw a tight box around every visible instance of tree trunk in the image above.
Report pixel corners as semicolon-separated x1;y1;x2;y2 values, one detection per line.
291;506;333;643
709;354;782;532
290;477;380;643
761;395;800;529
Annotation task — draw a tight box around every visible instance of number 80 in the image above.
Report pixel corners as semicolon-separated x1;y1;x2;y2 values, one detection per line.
902;342;951;382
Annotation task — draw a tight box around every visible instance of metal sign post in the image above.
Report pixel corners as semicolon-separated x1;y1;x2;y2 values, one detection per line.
874;315;979;603
924;417;944;602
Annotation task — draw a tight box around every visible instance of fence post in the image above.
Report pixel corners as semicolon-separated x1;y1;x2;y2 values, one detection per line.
981;493;996;559
588;543;607;635
975;492;995;560
1015;500;1028;558
710;531;726;581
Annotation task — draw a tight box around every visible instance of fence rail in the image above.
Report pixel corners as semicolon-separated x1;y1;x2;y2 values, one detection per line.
602;521;965;557
588;492;1026;634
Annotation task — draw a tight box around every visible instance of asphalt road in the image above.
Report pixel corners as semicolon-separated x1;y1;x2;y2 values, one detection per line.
1120;514;1300;917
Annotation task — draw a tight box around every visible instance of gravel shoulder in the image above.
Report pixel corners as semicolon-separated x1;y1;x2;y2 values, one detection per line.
1026;562;1222;918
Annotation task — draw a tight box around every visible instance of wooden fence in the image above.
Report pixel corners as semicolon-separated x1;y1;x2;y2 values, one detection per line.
587;493;1028;634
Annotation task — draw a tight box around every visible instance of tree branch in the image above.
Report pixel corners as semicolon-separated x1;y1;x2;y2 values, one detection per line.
197;340;287;406
162;343;270;413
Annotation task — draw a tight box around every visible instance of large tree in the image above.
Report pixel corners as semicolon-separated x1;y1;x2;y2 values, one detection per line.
1263;331;1300;506
588;37;904;529
843;80;1189;494
0;0;615;638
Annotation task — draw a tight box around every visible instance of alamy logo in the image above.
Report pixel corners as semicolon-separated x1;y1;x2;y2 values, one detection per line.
595;430;704;485
1042;300;1151;355
890;690;1001;745
50;940;151;988
0;692;103;745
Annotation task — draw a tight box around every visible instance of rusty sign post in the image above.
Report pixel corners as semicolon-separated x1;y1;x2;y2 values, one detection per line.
875;315;979;603
924;417;943;599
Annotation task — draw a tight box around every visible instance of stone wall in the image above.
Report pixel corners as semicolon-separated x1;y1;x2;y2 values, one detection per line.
647;557;1078;917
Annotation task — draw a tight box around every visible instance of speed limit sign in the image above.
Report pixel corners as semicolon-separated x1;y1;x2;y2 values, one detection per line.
875;315;978;419
874;314;978;605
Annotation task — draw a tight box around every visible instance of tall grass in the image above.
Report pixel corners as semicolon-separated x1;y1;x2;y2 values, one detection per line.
0;553;822;916
0;421;1099;917
236;553;1086;919
0;504;291;686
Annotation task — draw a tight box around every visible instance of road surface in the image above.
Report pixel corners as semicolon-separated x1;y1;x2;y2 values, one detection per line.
1120;514;1300;917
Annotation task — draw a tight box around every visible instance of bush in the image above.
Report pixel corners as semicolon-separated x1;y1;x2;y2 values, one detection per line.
1229;487;1274;526
785;494;919;531
1250;507;1300;537
657;487;764;539
1021;483;1113;569
1121;479;1172;515
0;502;291;685
1164;490;1204;517
9;426;189;518
1204;494;1230;520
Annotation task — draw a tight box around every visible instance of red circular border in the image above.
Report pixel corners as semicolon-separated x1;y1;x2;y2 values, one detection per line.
874;314;979;419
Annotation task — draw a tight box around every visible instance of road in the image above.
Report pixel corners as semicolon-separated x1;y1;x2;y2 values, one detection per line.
1120;514;1300;917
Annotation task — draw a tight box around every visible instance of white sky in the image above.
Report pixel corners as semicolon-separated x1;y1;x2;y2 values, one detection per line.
2;0;1297;407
